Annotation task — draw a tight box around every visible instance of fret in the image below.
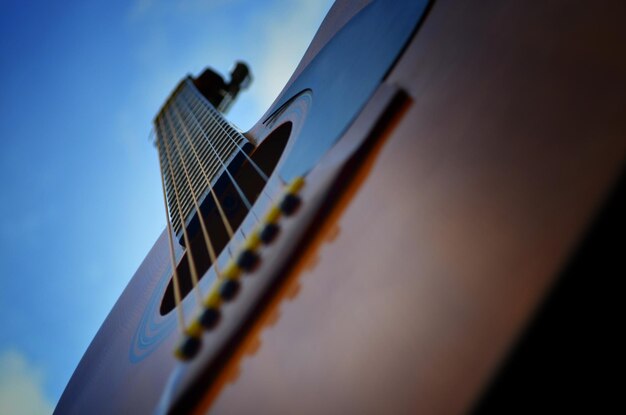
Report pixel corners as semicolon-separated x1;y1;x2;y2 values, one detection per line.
153;77;252;238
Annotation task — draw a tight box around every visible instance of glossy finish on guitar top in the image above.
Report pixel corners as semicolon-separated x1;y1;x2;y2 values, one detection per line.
199;0;626;413
56;0;626;413
56;0;431;413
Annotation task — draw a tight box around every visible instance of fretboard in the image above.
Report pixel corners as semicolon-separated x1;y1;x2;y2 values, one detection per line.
153;77;250;237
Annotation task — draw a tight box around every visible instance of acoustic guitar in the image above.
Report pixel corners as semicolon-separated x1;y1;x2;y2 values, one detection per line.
55;0;625;413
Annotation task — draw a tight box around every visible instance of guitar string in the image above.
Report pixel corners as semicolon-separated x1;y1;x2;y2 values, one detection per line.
163;103;224;284
177;88;255;206
155;129;186;332
155;79;282;318
173;88;259;266
158;113;203;307
174;94;260;225
184;86;285;209
153;88;235;324
173;93;245;214
178;92;235;192
186;83;274;185
180;85;241;175
183;84;283;209
181;86;281;234
170;96;239;245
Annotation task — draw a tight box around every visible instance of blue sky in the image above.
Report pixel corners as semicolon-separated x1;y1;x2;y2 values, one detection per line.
0;0;331;412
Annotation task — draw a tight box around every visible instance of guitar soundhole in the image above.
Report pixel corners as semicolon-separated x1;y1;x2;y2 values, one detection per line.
159;122;292;315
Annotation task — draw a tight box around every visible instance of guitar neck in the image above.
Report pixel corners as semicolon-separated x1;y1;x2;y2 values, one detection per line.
153;77;251;238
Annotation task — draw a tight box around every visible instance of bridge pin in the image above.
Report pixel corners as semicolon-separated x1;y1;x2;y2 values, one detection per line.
219;278;240;301
260;222;280;244
279;193;301;216
175;335;202;361
199;307;220;330
236;249;260;272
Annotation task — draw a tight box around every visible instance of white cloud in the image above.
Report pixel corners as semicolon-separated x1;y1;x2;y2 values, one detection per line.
0;349;53;415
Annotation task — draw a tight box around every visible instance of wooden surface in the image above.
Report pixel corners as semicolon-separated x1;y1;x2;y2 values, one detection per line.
55;0;626;413
201;0;626;413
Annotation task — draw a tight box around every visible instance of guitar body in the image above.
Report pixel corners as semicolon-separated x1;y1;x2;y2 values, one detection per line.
56;0;626;413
